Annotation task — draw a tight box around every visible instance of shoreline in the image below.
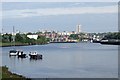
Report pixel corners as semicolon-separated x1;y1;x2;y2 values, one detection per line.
1;44;33;47
1;66;31;80
0;42;48;47
1;42;119;47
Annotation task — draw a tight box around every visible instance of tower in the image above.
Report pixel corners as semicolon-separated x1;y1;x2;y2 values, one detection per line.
76;24;81;34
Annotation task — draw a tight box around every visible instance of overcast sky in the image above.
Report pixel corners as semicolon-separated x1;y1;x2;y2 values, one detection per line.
2;2;118;33
1;0;119;2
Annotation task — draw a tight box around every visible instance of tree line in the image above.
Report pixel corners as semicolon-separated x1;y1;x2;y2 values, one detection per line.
1;33;49;45
1;32;120;44
102;32;120;40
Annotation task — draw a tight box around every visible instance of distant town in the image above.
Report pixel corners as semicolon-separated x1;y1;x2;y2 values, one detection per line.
1;25;120;46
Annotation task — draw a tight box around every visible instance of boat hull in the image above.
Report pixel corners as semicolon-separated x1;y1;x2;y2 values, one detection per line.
29;54;42;59
9;50;18;56
18;54;26;58
17;51;26;58
9;53;18;56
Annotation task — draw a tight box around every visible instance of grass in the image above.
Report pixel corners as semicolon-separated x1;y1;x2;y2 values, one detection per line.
0;42;29;47
1;66;31;80
0;42;12;47
0;42;47;47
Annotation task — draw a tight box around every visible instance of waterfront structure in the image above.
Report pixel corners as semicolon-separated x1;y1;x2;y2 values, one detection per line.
36;30;79;42
27;35;38;40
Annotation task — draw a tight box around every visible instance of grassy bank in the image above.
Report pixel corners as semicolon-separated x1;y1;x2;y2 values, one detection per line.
0;42;31;47
1;66;30;80
0;42;48;47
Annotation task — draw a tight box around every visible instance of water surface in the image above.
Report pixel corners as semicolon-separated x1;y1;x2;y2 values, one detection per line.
2;43;118;78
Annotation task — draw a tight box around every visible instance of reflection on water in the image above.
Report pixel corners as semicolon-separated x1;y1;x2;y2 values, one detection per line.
2;43;118;78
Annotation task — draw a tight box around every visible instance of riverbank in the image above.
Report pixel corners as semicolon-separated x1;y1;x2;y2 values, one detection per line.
1;66;30;80
0;42;29;47
0;42;48;47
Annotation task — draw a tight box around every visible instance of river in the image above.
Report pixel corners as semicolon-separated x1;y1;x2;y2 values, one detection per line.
2;43;118;78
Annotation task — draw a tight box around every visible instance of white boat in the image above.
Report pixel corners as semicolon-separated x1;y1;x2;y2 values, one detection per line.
17;51;26;58
29;51;42;59
9;50;18;56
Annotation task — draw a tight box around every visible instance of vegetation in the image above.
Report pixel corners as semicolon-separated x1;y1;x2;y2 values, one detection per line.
69;34;79;40
1;32;120;46
1;66;30;80
69;32;120;41
0;33;49;46
69;33;89;41
102;32;120;40
37;36;49;44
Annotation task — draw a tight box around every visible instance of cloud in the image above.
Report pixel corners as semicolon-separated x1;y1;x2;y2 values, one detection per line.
1;0;119;2
2;5;118;19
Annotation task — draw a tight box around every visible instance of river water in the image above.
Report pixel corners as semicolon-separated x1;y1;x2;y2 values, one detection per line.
2;43;118;78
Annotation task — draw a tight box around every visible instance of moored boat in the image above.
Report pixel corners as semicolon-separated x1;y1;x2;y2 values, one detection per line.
17;51;26;58
9;50;18;56
29;51;42;59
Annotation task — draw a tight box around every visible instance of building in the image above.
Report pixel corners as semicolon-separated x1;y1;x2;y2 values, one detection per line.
27;35;38;40
76;24;81;34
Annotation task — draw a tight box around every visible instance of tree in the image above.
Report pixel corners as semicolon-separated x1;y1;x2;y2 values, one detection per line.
15;33;24;43
2;33;11;42
102;32;120;40
69;34;79;39
37;36;47;44
8;34;12;42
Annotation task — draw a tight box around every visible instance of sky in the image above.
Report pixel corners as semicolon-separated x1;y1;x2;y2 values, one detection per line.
2;2;118;33
1;0;120;2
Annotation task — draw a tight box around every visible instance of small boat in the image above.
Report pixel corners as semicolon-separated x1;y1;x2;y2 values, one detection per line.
9;50;18;56
17;51;26;58
29;51;42;59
